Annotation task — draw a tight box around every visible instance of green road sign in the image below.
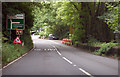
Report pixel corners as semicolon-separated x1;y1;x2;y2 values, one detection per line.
7;14;25;30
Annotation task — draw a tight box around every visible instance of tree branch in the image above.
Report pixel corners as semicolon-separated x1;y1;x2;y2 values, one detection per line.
71;2;79;11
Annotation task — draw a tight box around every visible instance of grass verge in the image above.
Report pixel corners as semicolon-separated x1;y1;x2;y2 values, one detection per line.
2;43;32;66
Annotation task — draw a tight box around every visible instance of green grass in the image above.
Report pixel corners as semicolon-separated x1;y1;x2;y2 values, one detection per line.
2;43;30;65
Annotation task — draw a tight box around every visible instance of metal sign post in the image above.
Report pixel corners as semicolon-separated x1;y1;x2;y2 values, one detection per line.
10;19;12;42
10;29;11;42
7;14;25;43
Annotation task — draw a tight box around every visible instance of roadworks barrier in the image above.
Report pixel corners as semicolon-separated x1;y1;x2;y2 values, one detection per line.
62;38;71;46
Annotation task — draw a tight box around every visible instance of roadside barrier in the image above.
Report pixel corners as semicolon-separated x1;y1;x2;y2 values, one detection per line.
62;38;71;46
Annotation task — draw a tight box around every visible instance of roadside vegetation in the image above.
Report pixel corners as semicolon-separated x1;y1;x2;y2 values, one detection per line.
2;3;35;65
2;2;120;66
87;38;119;57
31;2;120;58
2;43;30;65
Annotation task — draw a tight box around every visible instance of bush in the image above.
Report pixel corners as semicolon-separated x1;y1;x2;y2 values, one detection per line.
2;29;34;65
39;34;48;39
74;41;79;47
2;43;29;65
71;28;85;45
94;41;118;55
39;31;44;36
21;29;33;49
88;37;101;46
34;32;39;35
1;33;8;43
45;34;48;38
39;31;49;39
2;37;9;42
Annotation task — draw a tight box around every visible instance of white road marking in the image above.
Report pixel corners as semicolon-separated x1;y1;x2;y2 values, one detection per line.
73;64;77;67
50;42;93;77
34;49;42;51
3;56;22;69
52;45;62;56
57;51;62;56
22;53;28;57
2;46;35;69
62;57;73;64
35;48;59;51
79;68;93;77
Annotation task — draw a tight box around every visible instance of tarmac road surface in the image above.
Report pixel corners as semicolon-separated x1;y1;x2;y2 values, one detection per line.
2;35;118;77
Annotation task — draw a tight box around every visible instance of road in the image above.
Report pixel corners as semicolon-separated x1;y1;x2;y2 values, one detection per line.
2;35;118;77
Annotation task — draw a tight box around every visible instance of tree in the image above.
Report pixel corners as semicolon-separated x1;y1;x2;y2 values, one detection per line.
57;2;114;42
2;2;35;49
32;2;69;39
98;3;120;33
56;2;86;42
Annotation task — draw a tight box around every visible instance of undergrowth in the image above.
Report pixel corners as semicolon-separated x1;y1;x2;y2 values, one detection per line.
2;43;29;65
94;41;118;55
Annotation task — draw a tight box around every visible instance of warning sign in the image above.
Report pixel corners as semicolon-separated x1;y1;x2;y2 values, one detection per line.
13;36;22;44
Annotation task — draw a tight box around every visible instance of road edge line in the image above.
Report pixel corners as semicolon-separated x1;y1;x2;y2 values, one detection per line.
1;45;35;69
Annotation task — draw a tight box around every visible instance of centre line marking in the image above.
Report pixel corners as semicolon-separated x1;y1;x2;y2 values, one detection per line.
62;57;73;64
73;65;77;67
78;68;93;77
52;45;62;56
50;43;93;77
56;51;62;56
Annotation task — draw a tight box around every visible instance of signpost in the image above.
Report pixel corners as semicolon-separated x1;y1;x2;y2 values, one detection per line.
6;14;25;44
7;14;25;30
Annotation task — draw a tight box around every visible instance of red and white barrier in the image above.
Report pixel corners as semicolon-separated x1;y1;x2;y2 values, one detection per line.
62;38;71;46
